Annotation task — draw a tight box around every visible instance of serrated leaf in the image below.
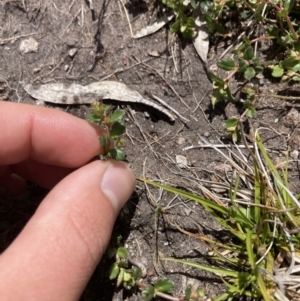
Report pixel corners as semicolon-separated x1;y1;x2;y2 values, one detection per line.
109;262;120;280
272;65;284;77
243;46;254;60
109;109;125;122
223;118;238;131
117;247;129;259
217;59;235;71
142;285;155;301
244;67;256;79
154;278;174;293
111;121;125;137
108;149;126;161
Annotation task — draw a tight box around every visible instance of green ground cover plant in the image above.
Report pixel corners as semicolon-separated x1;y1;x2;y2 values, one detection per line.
162;0;300;140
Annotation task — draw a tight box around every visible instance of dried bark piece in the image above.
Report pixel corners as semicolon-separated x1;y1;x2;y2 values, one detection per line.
24;81;176;121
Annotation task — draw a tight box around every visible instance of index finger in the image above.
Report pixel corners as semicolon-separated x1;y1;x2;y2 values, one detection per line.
0;101;103;167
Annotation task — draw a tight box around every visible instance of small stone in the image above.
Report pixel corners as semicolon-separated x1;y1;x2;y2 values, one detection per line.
20;37;39;54
291;150;299;160
68;48;78;58
177;137;185;145
176;155;189;168
144;111;150;118
203;131;210;137
33;67;41;74
64;64;69;71
148;50;160;57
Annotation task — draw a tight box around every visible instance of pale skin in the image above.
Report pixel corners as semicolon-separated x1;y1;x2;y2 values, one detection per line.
0;101;135;301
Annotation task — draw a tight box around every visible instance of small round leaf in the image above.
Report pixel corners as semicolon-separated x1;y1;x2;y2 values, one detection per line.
154;278;174;293
117;247;129;259
244;67;255;79
272;65;284;77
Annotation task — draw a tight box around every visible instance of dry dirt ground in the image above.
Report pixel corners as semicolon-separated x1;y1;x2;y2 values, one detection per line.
1;1;300;300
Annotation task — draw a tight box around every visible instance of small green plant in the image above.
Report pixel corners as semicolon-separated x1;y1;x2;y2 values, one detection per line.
161;0;197;39
139;130;300;301
107;235;180;300
88;102;126;161
161;0;300;140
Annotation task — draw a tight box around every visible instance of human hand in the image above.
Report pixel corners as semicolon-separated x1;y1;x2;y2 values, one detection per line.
0;101;135;301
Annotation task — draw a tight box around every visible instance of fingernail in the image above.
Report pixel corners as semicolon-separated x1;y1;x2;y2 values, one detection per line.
101;162;135;213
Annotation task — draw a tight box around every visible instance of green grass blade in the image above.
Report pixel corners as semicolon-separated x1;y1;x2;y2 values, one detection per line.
163;257;239;277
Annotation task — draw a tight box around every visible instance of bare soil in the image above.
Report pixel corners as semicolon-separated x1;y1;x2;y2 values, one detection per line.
1;1;300;300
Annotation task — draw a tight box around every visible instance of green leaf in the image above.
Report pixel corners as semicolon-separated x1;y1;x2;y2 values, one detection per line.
109;109;125;122
292;64;300;72
108;148;126;161
107;246;117;258
244;67;256;79
272;65;284;77
246;107;255;118
217;59;236;71
117;247;129;259
238;59;248;72
109;262;120;280
132;267;142;279
87;114;101;123
116;268;124;287
209;72;225;86
163;258;239;277
154;278;174;293
283;56;300;69
284;0;294;12
292;76;300;81
190;0;199;8
232;129;240;142
111;121;125;137
142;285;155;301
185;285;192;300
99;136;111;153
223;118;238;131
170;19;180;33
243;46;254;60
123;270;132;282
277;9;288;18
295;42;300;52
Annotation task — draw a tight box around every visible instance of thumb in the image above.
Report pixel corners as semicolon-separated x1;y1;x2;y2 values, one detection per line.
0;160;135;301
